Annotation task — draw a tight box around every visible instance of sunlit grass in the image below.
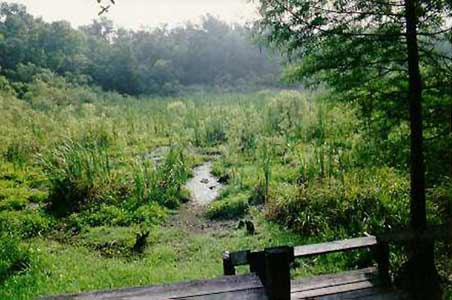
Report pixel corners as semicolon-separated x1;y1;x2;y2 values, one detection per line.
0;86;449;299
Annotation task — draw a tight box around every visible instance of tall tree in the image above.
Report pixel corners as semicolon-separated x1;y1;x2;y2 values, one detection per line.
255;0;450;298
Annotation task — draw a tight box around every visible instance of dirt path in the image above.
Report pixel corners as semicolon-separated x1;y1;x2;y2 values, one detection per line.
166;202;234;233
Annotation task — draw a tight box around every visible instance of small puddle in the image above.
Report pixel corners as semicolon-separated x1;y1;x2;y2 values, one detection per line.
185;161;223;206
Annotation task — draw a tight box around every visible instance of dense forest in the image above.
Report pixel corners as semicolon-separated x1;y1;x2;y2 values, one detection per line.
0;1;451;300
0;3;282;95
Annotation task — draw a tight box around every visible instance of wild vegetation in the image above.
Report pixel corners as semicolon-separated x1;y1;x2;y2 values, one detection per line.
1;74;450;298
0;1;451;299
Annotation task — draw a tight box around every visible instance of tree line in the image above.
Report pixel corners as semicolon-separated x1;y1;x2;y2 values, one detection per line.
0;2;282;96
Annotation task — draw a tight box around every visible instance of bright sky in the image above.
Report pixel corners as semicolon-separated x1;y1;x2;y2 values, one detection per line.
7;0;259;29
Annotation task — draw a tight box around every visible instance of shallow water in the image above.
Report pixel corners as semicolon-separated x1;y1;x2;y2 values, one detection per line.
185;161;223;206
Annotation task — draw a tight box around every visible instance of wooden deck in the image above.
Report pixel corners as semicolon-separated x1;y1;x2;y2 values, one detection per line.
291;267;406;300
41;274;268;300
41;268;407;300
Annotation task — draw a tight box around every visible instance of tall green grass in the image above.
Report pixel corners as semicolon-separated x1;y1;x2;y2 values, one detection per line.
42;138;114;215
0;76;449;298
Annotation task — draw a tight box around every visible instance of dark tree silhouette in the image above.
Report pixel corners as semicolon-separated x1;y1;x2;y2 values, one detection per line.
256;0;451;298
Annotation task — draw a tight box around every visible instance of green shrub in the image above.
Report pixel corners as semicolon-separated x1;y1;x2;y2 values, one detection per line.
128;204;167;226
0;210;52;238
78;226;138;258
0;178;48;212
0;233;31;283
265;167;410;236
206;192;250;220
71;203;167;228
428;179;452;225
28;189;48;203
0;197;28;211
70;205;129;228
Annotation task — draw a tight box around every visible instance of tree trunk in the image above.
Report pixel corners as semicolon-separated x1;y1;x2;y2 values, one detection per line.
402;0;442;298
406;0;425;233
450;105;452;178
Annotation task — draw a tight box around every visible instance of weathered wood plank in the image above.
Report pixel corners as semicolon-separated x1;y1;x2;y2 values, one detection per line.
295;288;406;300
351;291;408;300
309;288;378;300
172;287;267;300
40;274;264;300
354;292;408;300
291;280;377;299
293;236;377;258
229;250;250;266
290;268;407;300
291;267;379;293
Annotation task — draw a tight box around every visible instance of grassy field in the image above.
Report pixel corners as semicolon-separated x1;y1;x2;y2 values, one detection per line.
0;79;450;299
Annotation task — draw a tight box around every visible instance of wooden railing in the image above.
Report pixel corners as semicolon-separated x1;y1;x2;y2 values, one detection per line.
223;236;389;299
223;224;450;300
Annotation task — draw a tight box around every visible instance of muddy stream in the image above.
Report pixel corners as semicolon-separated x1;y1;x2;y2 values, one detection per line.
144;147;231;231
185;161;223;206
146;147;223;206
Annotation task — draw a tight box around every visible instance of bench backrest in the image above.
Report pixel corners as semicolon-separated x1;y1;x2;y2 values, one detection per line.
224;235;379;274
224;223;451;276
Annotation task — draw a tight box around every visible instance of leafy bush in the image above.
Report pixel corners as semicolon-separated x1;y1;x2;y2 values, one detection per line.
0;197;28;211
428;179;452;225
78;226;139;258
70;205;129;228
0;210;52;238
206;192;250;220
127;204;167;226
0;233;31;283
265;167;410;236
69;203;167;228
0;180;47;212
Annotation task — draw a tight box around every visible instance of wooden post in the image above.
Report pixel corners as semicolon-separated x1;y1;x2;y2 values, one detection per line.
249;250;266;281
223;251;235;276
263;246;293;300
375;240;391;287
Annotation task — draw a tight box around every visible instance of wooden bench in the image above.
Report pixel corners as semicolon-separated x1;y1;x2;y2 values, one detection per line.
40;274;269;300
223;236;408;300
